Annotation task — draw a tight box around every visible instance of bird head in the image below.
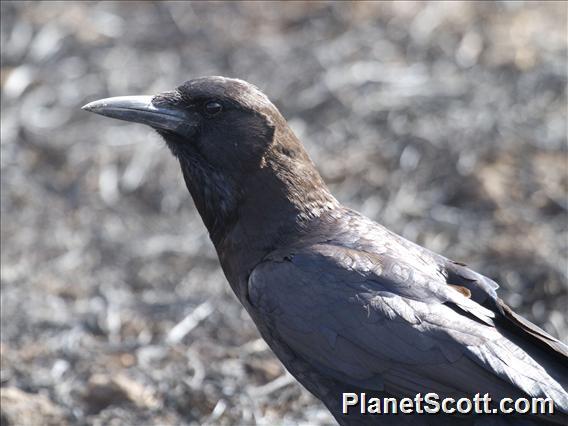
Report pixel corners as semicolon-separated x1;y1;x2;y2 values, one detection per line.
83;76;337;247
83;77;281;176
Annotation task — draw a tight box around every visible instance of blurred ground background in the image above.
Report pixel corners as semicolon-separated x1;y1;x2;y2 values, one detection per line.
1;1;567;425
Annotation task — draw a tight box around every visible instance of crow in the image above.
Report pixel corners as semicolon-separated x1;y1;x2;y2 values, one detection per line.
83;77;567;425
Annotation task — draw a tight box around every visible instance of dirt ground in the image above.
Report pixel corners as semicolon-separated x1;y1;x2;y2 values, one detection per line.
1;2;567;425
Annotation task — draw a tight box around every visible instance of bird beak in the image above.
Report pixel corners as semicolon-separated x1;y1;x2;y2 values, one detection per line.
82;95;195;135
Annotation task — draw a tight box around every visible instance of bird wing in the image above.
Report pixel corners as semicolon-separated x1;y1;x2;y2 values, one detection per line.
248;243;568;411
443;258;568;362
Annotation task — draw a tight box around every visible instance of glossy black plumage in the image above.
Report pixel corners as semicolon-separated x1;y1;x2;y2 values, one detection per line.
83;77;568;425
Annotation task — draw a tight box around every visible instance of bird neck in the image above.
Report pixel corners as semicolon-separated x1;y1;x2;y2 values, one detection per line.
214;153;339;298
179;157;241;246
178;136;339;299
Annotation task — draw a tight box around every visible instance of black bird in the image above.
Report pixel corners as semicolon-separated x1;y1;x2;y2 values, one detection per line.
83;77;567;425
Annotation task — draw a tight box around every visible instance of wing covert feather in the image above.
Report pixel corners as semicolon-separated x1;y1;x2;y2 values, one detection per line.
248;244;568;411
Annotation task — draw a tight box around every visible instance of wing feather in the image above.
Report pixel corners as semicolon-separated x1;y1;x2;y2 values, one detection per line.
248;244;568;413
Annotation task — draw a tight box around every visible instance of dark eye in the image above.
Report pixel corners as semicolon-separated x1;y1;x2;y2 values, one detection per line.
204;101;222;116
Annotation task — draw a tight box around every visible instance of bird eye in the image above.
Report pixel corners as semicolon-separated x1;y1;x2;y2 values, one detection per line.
204;101;222;116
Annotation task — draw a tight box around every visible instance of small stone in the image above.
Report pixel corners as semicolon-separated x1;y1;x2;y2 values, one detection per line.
0;387;68;426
